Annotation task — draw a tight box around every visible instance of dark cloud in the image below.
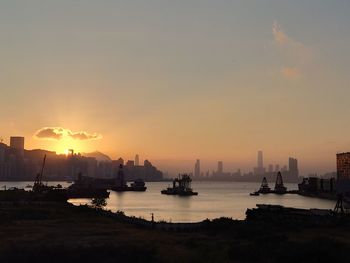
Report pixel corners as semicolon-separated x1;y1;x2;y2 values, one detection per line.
35;127;65;140
34;127;102;141
68;131;102;140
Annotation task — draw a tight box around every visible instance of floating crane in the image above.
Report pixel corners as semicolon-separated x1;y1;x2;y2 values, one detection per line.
274;171;287;194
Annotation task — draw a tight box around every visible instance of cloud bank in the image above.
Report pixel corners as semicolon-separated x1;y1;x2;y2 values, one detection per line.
35;127;102;141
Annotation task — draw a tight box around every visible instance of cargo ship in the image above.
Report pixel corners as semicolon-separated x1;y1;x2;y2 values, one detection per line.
67;172;110;198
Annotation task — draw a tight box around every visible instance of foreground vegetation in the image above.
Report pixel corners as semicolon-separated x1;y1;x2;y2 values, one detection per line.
0;203;350;263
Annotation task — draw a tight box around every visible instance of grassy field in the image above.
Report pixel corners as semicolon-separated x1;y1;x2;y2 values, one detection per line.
0;203;350;263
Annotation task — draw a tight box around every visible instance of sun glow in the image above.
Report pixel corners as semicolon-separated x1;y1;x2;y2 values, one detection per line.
51;138;83;156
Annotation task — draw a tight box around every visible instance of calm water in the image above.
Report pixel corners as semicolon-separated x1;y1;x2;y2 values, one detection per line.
1;181;336;222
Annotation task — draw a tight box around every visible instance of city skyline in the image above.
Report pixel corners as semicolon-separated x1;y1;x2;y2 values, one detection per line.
1;1;350;174
0;135;332;177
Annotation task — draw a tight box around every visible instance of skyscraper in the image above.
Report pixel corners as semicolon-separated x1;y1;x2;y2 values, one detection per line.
336;153;350;194
254;150;266;175
337;153;350;180
194;159;200;178
288;157;299;179
10;136;24;157
135;154;140;166
217;161;223;174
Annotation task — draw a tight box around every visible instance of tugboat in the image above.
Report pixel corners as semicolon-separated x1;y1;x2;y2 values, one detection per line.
130;179;147;191
259;177;271;194
161;174;198;196
112;165;147;192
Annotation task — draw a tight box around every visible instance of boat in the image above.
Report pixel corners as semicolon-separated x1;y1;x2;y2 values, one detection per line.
274;171;287;194
259;177;271;194
25;184;32;188
111;165;147;192
250;191;260;196
0;155;68;202
67;172;110;198
161;174;198;196
130;179;147;191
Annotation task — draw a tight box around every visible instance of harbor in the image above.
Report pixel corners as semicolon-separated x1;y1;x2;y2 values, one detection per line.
0;181;335;222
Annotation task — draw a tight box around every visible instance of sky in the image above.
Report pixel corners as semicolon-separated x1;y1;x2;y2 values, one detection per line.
1;1;350;175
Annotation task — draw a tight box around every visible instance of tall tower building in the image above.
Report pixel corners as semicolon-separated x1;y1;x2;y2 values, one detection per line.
194;159;200;178
337;153;350;180
254;150;266;175
10;136;24;157
135;154;140;166
217;161;223;175
0;143;5;164
288;157;299;179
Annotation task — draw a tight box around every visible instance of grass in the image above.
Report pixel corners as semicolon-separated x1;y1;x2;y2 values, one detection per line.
0;203;350;262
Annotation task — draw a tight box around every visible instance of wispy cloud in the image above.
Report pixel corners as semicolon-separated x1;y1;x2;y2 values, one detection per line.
272;21;289;46
34;127;102;141
281;67;300;79
272;21;310;79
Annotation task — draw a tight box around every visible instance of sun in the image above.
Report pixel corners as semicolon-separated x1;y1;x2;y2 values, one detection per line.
52;138;82;155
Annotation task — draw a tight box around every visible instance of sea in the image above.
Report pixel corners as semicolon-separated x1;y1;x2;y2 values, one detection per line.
0;181;336;222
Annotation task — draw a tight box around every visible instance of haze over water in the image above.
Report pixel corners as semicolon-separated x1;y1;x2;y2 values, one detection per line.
67;181;335;222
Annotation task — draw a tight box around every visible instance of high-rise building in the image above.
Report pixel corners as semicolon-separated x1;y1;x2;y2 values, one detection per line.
135;154;140;166
289;157;299;178
0;143;5;164
194;159;200;178
217;161;223;174
254;150;266;175
10;136;24;157
337;152;350;180
336;153;350;194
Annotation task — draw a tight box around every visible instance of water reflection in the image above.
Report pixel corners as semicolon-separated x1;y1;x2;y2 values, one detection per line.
0;181;336;222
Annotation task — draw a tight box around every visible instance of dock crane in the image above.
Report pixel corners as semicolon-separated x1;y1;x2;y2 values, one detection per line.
33;154;47;192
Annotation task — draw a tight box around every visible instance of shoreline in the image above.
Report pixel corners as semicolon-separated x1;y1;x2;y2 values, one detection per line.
0;201;349;262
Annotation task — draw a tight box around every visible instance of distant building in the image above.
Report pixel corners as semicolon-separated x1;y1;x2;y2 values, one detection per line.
268;164;274;173
275;164;280;172
126;160;135;167
217;161;223;175
10;136;24;157
254;150;266;175
289;157;299;179
335;153;350;194
135;154;140;166
0;143;5;164
194;159;200;178
337;152;350;180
